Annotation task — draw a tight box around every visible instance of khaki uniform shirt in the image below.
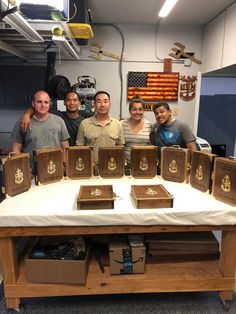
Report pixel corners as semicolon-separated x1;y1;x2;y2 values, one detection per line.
76;115;125;162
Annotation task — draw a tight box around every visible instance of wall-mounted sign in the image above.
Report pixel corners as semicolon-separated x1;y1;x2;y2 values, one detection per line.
127;72;179;101
179;75;197;101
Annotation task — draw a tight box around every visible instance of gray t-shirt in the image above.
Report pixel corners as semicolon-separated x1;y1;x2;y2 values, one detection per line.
11;113;70;155
151;119;196;148
151;119;197;174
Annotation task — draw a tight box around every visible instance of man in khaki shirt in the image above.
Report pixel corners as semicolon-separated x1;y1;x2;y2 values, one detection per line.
76;91;125;166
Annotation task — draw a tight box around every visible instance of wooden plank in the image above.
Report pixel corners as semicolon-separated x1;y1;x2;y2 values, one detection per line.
0;225;235;237
0;237;20;309
219;230;236;301
4;260;234;298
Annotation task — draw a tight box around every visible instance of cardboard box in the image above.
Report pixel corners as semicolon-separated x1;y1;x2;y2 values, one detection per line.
25;242;90;285
109;236;146;275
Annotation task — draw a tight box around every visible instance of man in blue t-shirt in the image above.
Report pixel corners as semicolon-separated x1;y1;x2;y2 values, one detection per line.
150;102;197;150
150;102;198;173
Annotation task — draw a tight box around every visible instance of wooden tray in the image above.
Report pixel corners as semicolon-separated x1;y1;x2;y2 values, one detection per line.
212;157;236;206
66;146;92;179
98;147;125;178
131;184;173;209
161;147;190;183
0;153;31;197
77;185;115;209
190;151;217;193
130;146;157;178
34;148;64;185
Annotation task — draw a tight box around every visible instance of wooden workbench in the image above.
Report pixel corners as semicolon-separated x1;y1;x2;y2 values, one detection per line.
0;178;236;310
0;224;236;310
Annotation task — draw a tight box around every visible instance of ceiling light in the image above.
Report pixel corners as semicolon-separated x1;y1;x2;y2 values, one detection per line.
53;35;80;60
159;0;178;18
1;0;43;42
0;39;26;59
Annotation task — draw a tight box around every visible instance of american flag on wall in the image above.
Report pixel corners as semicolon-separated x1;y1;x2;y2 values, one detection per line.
127;72;179;101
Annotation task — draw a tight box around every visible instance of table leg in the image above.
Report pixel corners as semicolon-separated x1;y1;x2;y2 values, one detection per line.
0;237;20;310
219;230;236;301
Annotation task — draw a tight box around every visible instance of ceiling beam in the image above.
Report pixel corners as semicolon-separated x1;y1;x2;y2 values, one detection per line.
0;40;27;59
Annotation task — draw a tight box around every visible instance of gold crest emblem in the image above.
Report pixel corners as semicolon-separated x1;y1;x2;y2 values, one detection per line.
169;159;177;173
146;187;157;195
47;160;56;175
76;157;85;171
107;157;116;171
90;188;102;196
139;156;148;171
221;175;231;192
195;165;203;181
14;168;24;184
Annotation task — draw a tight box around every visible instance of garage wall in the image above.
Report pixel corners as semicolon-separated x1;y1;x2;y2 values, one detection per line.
56;24;203;128
0;24;203;149
202;2;236;74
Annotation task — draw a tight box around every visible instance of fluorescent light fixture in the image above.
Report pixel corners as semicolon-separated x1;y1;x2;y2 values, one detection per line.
0;40;27;59
159;0;178;18
2;0;44;42
53;35;80;60
15;0;69;21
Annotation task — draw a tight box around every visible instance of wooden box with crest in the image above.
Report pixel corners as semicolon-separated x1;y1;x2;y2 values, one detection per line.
98;147;125;178
0;153;31;198
131;184;173;209
130;146;157;178
161;147;191;183
34;148;64;185
66;146;92;179
189;151;217;193
77;185;115;209
212;157;236;206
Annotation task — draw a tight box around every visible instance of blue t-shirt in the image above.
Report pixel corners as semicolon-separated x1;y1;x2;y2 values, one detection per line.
152;119;196;148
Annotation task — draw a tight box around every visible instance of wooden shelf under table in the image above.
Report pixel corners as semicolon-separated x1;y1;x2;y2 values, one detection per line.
1;225;236;310
5;257;234;298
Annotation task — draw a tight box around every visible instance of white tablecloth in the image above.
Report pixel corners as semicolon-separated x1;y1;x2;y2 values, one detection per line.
0;177;235;227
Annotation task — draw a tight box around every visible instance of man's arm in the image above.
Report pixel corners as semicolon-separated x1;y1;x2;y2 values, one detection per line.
61;140;69;148
180;122;197;151
20;107;34;132
117;121;125;145
76;122;86;145
186;141;198;151
12;142;22;154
